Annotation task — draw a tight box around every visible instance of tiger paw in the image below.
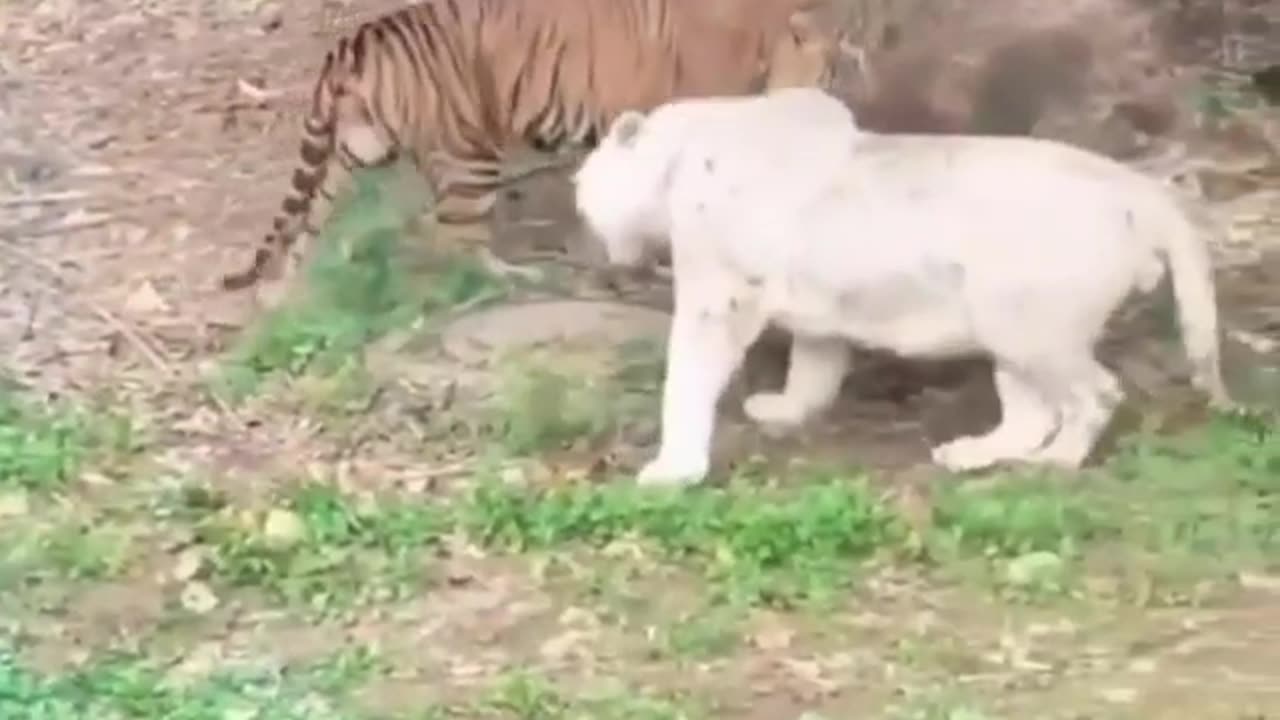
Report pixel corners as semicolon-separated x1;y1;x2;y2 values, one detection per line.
742;392;810;430
929;437;1008;473
477;247;544;283
636;453;709;487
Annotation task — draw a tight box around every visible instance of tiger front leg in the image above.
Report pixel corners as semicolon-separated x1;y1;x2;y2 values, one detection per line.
639;293;767;487
429;160;545;283
434;219;545;283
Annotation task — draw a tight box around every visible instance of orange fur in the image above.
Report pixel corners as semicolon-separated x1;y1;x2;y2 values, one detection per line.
221;0;840;293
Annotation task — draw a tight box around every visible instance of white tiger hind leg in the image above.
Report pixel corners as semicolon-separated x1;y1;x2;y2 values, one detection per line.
744;334;850;431
930;364;1059;472
1025;358;1123;470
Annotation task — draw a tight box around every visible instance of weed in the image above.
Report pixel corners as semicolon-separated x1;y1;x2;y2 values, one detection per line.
216;165;506;399
0;510;134;589
0;391;83;491
927;471;1111;562
0;380;144;497
0;384;136;492
462;470;902;607
473;672;702;720
489;356;616;456
654;604;744;659
926;412;1280;600
191;481;450;613
887;687;997;720
1099;412;1280;594
487;341;662;457
0;643;376;720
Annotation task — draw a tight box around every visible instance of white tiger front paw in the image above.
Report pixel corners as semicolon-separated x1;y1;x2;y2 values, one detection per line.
930;437;1006;473
743;392;810;429
636;453;709;487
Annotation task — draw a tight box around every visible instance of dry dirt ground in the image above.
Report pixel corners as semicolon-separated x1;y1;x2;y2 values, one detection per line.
2;1;1280;718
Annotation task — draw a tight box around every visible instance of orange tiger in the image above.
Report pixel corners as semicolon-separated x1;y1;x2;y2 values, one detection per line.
222;0;844;300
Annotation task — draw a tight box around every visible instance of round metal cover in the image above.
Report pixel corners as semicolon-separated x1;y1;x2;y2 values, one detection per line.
439;299;670;365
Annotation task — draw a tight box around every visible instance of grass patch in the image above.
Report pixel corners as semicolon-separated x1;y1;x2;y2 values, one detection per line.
486;339;665;457
924;411;1280;601
0;643;377;720
652;604;745;659
461;470;902;607
179;480;451;613
177;467;898;611
886;687;996;720
0;508;135;590
460;671;703;720
489;358;616;456
1096;411;1280;596
162;412;1280;614
0;642;702;720
0;382;142;492
217;164;508;400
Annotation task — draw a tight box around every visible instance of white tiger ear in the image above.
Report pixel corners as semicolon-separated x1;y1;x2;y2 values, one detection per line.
607;110;646;148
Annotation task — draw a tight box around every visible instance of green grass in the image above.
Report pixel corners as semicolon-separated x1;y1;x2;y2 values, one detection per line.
925;410;1280;601
463;672;702;720
462;470;900;607
132;409;1278;615
0;381;142;492
886;688;996;720
164;468;896;612
0;644;379;720
0;644;701;720
174;480;451;613
1;370;1277;716
216;164;508;400
486;339;665;457
0;513;135;589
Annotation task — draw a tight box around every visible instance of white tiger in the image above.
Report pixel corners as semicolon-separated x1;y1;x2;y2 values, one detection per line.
572;86;1231;486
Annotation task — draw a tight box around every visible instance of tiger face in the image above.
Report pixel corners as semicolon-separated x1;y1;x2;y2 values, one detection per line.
763;8;853;91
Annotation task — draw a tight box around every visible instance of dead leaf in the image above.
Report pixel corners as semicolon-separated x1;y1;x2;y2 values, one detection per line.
123;280;170;315
0;491;30;518
172;547;206;582
750;614;796;652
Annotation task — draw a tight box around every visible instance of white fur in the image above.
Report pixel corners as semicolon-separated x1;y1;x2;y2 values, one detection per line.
574;87;1230;486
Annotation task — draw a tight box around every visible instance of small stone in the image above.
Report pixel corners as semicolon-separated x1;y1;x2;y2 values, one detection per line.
180;581;219;615
1005;551;1065;588
261;508;307;548
172;548;206;582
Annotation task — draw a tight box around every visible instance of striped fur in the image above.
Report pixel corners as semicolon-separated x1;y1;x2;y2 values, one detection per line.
222;0;841;293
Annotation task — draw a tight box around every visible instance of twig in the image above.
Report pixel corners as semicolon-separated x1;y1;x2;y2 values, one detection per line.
0;238;175;377
17;213;112;238
0;190;89;208
0;236;243;420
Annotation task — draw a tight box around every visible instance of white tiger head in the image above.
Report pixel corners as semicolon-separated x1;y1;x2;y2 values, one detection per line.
573;109;673;269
